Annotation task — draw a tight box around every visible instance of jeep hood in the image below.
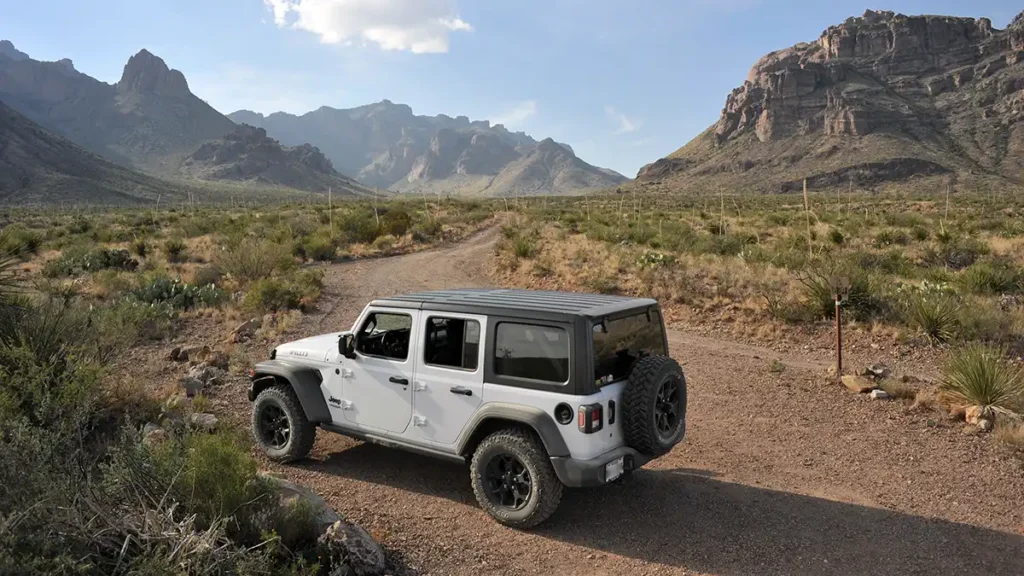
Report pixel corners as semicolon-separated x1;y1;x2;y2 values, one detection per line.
275;332;349;362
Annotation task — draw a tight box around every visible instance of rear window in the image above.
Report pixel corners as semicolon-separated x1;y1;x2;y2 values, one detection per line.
593;310;666;386
494;323;569;383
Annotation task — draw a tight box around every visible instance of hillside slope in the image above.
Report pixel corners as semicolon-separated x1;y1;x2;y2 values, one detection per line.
0;100;185;204
230;101;628;196
637;10;1024;193
180;124;366;196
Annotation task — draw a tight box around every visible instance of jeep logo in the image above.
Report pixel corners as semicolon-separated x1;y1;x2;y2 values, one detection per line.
328;396;341;406
288;350;309;357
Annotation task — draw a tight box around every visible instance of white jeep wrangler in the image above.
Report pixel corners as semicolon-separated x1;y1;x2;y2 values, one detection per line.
249;289;687;528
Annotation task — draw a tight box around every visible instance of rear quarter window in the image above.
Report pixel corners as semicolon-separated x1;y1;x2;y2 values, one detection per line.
493;322;569;383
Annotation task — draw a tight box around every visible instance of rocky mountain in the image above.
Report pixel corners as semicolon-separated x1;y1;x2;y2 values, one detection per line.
180;124;365;195
0;99;185;204
229;101;628;196
638;10;1024;193
0;42;357;195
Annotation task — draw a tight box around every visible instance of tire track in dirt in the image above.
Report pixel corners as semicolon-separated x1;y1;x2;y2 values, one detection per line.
260;223;1024;576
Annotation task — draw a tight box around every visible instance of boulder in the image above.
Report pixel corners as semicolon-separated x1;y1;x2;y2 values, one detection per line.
230;318;262;343
260;473;341;530
965;405;994;426
180;377;204;398
318;520;386;576
842;374;876;393
142;423;167;447
188;363;226;387
189;412;219;431
862;363;891;379
174;344;211;363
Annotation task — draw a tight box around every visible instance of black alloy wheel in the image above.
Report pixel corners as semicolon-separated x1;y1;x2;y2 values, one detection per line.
484;453;533;510
258;403;291;449
654;376;681;441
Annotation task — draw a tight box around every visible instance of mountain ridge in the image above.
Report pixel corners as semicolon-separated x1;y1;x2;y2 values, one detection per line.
637;9;1024;193
228;102;628;196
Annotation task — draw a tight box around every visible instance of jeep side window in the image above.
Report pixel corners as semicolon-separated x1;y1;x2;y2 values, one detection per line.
493;323;569;383
424;317;480;370
356;312;412;360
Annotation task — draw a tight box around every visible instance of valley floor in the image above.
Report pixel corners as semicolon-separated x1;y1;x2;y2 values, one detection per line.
209;224;1024;575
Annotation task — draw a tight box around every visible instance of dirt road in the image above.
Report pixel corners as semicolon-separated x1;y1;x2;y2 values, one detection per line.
257;224;1024;575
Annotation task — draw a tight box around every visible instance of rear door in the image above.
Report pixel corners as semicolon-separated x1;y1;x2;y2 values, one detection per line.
342;307;419;434
411;312;486;446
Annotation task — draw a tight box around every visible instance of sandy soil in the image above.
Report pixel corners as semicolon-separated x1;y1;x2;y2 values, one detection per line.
211;224;1024;575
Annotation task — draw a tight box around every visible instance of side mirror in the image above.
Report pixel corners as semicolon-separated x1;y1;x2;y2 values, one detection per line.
339;334;357;359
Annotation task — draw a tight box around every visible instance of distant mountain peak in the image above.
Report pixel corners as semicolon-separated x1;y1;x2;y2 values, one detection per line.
0;40;29;61
117;49;190;97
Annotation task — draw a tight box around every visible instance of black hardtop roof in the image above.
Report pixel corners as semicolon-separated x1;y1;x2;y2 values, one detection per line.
372;288;657;320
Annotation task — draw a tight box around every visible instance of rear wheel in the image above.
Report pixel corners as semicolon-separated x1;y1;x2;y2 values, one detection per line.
252;385;316;463
622;355;687;457
470;428;563;529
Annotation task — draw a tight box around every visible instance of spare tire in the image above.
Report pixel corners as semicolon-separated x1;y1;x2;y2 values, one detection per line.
621;355;687;457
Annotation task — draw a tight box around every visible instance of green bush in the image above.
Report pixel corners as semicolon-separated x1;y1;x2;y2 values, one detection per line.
131;238;149;258
381;208;413;236
411;219;443;242
798;263;885;321
243;278;301;312
42;247;139;278
827;228;845;245
0;226;43;258
131;277;225;310
904;292;959;344
941;344;1024;413
214;239;294;282
164;238;188;263
301;234;337;261
511;236;538;259
959;258;1022;295
339;211;379;244
193;265;223;287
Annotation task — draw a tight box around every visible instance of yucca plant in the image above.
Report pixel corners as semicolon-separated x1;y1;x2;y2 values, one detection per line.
941;344;1024;415
905;292;959;344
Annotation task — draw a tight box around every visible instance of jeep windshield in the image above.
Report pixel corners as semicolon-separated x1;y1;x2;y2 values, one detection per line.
593;310;666;386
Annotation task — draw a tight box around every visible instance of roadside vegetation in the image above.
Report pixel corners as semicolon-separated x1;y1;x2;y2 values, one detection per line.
0;197;495;573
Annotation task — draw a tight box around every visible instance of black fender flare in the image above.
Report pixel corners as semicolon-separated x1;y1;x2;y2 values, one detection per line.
456;402;570;458
250;360;332;424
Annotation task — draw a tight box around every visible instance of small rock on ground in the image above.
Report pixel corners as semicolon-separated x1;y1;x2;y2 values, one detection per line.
189;412;218;431
869;389;890;400
842;374;876;393
319;520;386;576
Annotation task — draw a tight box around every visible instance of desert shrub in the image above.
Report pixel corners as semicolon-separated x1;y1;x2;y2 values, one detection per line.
164;238;188;263
372;234;397;251
131;277;225;310
339;211;379;244
897;281;959;344
90;300;175;360
43;247;138;277
910;226;929;241
243;278;301;312
193;265;223;287
131;238;149;258
214;239;293;283
294;269;325;304
511;236;538;259
0;226;42;258
873;228;910;247
381;208;413;236
798;262;885;321
637;250;675;269
959;258;1022;295
412;219;443;242
300;234;337;261
956;298;1019;344
852;249;912;275
940;344;1024;414
827;228;845;245
923;238;989;270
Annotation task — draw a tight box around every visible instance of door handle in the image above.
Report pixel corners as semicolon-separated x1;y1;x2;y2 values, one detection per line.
450;386;473;396
389;376;409;385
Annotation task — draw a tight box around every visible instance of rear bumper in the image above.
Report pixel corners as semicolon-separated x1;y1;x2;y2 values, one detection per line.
550;446;649;488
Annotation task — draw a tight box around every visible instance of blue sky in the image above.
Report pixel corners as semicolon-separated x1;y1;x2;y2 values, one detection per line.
4;1;1021;176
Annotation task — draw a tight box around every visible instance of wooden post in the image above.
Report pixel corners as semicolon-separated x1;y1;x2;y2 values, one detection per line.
835;294;842;380
329;186;334;238
803;179;811;257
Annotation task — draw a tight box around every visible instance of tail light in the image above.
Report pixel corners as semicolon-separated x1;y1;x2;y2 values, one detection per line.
578;403;603;433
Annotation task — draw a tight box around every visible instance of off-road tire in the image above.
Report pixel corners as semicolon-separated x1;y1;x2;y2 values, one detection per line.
622;355;687;457
252;384;316;463
470;428;563;529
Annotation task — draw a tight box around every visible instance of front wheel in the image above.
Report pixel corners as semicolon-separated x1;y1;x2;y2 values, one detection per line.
252;384;316;463
470;428;563;529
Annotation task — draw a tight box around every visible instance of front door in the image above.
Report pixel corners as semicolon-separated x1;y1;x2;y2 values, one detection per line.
412;312;485;445
342;307;418;434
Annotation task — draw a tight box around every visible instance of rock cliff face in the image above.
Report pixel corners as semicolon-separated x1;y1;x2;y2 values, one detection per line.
230;101;627;196
0;44;235;173
180;125;364;195
639;10;1024;192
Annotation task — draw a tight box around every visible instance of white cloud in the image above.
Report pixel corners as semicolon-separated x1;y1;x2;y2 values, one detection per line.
605;105;642;134
265;0;472;53
489;100;537;128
